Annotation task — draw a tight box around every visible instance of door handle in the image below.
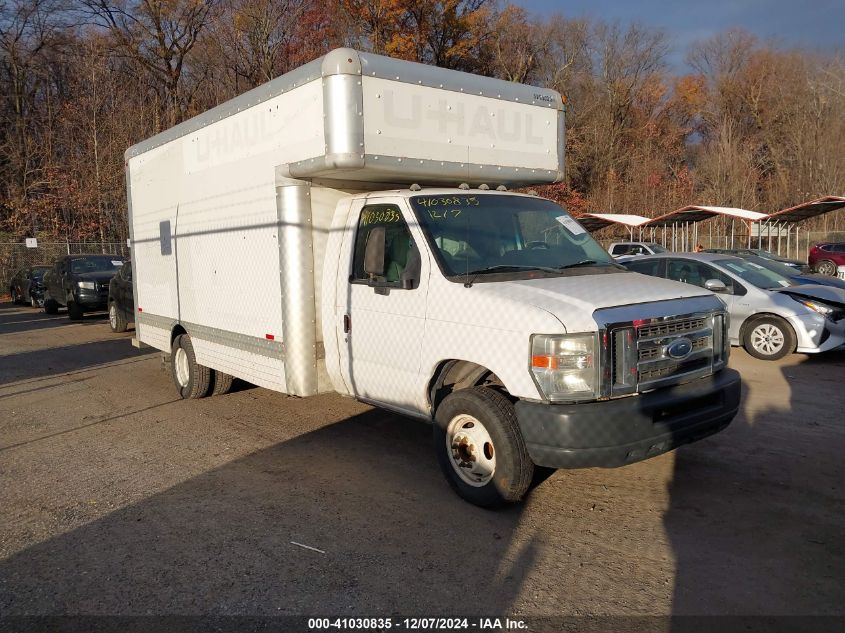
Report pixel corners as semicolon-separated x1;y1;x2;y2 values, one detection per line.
343;314;351;333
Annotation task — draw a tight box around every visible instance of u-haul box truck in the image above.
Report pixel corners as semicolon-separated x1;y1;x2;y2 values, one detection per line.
126;49;740;506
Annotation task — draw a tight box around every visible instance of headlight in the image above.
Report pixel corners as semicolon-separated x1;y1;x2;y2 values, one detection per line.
77;281;96;290
791;296;836;319
530;333;599;402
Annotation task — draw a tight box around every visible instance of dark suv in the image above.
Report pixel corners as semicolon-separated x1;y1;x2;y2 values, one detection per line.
808;243;845;276
43;254;124;320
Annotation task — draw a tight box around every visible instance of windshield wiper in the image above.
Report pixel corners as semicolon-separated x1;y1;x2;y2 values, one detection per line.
557;259;599;269
462;265;561;287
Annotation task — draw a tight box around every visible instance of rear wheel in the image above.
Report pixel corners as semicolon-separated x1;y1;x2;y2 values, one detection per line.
67;301;84;321
210;370;235;396
743;316;795;361
108;302;128;332
433;387;533;508
44;298;59;314
816;259;837;276
171;334;212;399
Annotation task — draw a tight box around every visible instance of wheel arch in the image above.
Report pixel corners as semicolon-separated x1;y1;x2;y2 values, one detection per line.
427;359;509;416
170;323;187;347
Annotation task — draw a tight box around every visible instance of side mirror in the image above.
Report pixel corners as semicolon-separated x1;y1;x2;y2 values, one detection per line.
704;278;728;293
363;227;386;277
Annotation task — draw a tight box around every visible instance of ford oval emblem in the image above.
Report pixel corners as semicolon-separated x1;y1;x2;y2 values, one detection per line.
666;338;693;360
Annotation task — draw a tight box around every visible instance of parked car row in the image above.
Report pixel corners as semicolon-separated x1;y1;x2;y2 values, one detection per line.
620;253;845;360
609;241;845;277
7;254;134;333
8;265;51;307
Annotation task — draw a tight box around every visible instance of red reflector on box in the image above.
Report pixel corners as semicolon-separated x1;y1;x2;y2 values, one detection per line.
137;307;143;312
265;334;274;340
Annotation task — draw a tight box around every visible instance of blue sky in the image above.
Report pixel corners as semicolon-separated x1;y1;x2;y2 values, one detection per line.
514;0;845;70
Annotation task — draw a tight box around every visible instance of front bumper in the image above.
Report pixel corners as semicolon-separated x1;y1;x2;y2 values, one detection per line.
75;289;109;310
789;312;845;353
515;368;741;469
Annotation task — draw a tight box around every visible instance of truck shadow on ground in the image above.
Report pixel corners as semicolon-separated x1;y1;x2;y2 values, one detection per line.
0;338;153;386
0;408;535;615
0;302;110;335
665;348;845;616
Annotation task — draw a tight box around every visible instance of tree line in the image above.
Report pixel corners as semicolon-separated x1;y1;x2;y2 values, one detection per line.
1;0;844;243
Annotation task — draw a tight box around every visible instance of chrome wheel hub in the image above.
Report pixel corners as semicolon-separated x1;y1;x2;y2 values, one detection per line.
445;414;496;487
174;347;190;387
750;323;784;356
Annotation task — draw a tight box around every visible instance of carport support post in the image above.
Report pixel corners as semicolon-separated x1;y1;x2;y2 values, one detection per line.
786;224;791;259
731;220;735;248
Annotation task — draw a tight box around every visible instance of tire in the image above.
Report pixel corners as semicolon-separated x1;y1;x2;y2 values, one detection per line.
67;301;84;321
44;298;59;314
743;316;796;361
108;301;128;333
170;334;212;399
210;370;235;396
815;260;837;276
433;386;534;508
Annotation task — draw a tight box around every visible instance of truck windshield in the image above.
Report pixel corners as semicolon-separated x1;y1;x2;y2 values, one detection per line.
410;194;615;280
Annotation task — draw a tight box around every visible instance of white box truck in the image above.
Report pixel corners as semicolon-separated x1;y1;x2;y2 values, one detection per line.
126;49;740;507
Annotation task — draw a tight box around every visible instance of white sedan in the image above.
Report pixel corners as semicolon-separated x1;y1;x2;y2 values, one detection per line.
621;253;845;360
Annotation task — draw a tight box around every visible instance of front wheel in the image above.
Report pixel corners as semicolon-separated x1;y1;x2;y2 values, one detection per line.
743;317;796;361
816;260;837;276
433;387;534;508
171;334;212;399
108;302;128;332
67;301;83;321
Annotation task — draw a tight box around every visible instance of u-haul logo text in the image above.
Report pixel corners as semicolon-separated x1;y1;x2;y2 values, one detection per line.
378;88;549;146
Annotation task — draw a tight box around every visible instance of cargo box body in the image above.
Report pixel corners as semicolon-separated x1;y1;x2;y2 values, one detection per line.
125;49;565;396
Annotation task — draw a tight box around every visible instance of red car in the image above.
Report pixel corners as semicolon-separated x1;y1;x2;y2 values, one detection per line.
808;243;845;276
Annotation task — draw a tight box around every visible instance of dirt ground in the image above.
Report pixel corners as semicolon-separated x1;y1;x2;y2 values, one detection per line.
0;301;843;618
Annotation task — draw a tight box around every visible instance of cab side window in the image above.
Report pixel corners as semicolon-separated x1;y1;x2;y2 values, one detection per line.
667;260;744;295
351;205;420;289
625;259;661;276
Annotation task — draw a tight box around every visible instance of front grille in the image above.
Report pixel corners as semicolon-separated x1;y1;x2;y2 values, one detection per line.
608;313;718;396
638;317;706;339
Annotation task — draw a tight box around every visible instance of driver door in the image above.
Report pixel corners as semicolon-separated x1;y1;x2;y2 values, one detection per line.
335;198;430;415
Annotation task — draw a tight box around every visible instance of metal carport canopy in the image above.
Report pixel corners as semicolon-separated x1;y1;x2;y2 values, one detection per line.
575;213;651;232
764;196;845;223
645;205;767;227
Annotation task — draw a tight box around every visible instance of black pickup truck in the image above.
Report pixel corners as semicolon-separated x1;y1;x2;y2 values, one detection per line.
43;254;124;320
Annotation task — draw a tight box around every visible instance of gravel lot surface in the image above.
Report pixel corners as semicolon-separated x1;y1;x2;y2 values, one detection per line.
0;302;843;617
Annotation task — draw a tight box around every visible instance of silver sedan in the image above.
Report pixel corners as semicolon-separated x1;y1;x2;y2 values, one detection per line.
621;253;845;360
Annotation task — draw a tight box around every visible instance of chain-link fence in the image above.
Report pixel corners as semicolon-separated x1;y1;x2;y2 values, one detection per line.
1;242;130;297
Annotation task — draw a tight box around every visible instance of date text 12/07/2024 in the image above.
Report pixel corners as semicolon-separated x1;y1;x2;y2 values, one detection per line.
307;617;528;630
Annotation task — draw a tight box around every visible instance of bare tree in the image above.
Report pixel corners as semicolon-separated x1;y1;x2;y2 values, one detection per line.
78;0;220;128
